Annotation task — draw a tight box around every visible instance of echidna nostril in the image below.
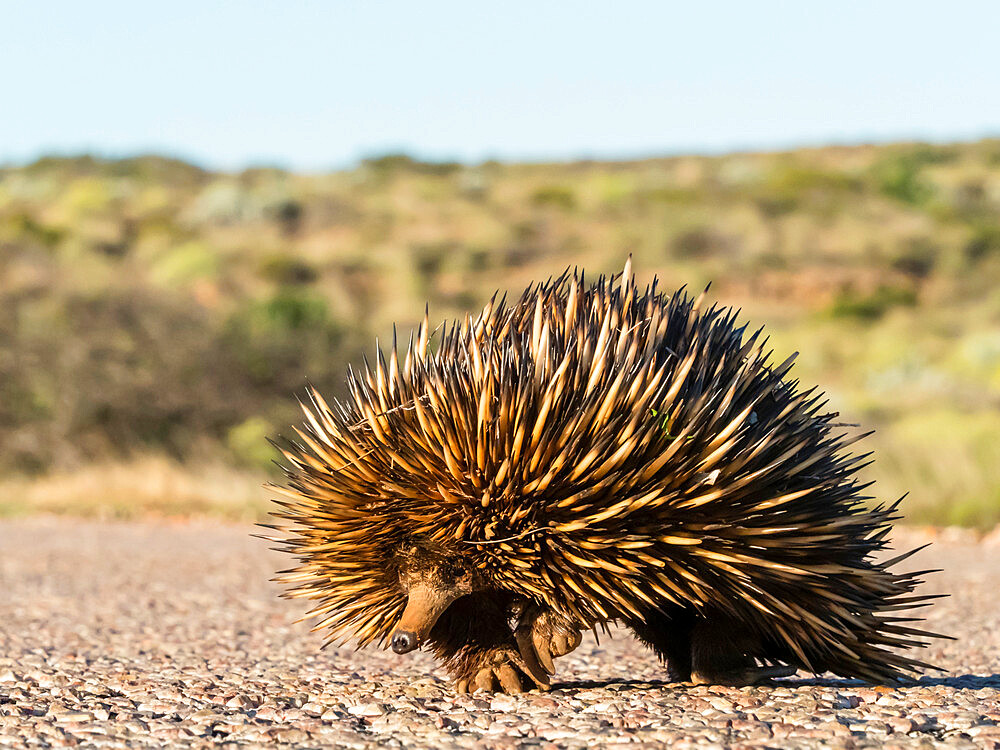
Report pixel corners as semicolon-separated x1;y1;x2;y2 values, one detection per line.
391;631;416;654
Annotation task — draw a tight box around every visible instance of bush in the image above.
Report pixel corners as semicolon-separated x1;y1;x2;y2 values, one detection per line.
829;285;918;320
964;226;1000;263
5;212;65;249
756;165;860;216
259;255;318;285
890;239;937;278
530;185;576;210
226;417;276;470
870;148;945;206
0;282;361;475
150;242;219;285
672;227;737;259
223;290;343;385
0;288;246;470
361;153;461;177
268;199;304;236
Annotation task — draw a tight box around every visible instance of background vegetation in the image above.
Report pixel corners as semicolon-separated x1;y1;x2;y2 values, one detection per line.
2;140;999;526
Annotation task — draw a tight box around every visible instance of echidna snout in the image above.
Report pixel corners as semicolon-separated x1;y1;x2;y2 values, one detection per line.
390;583;458;653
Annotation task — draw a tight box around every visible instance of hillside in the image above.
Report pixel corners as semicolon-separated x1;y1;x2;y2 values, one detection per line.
2;141;999;525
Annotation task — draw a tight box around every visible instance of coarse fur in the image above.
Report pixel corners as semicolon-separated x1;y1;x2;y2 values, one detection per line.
264;259;946;693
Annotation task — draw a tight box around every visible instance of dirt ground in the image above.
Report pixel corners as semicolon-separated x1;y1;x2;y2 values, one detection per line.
1;518;998;748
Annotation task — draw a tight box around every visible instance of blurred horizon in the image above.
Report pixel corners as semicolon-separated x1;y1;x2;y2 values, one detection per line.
8;132;1000;175
3;1;999;171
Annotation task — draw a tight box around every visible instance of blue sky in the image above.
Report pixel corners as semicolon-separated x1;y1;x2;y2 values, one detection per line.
3;1;998;170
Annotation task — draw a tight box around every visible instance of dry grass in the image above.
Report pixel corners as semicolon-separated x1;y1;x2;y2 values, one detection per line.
0;456;270;521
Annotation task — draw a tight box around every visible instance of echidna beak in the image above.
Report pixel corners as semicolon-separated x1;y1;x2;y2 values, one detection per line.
390;582;460;655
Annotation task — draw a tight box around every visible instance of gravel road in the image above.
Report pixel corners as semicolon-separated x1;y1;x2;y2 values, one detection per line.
1;518;999;748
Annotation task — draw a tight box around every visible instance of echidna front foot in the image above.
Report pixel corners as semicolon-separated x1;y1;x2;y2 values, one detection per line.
454;647;540;694
451;605;584;693
514;605;582;679
426;592;551;693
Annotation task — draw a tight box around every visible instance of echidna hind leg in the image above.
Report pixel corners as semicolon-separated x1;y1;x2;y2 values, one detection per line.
690;619;796;686
627;609;695;682
426;592;549;694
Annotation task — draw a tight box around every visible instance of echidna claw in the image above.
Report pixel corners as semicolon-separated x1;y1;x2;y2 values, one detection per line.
550;628;583;658
534;642;555;674
455;648;546;693
515;628;552;681
473;666;497;692
495;663;523;693
514;607;582;685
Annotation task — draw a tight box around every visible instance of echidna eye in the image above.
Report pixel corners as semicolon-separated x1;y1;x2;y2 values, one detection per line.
439;560;467;582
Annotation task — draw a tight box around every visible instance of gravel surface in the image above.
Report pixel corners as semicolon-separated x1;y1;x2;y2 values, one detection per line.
1;518;999;748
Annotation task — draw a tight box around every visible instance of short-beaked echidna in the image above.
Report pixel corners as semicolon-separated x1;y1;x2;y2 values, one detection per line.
265;259;944;693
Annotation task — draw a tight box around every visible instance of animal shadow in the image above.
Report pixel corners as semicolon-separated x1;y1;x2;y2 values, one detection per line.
551;673;1000;693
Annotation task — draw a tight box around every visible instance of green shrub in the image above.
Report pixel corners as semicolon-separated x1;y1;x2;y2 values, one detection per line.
672;227;736;259
412;242;450;281
890;239;937;278
226;417;276;470
756;165;860;216
530;185;576;210
259;255;318;285
755;196;799;217
268;199;304;236
634;187;700;206
151;242;219;285
964;225;1000;263
870;148;947;205
829;285;918;320
223;290;342;384
361;153;461;176
5;212;65;248
254;290;329;331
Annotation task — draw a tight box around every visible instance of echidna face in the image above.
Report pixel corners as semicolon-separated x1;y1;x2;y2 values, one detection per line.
390;546;480;654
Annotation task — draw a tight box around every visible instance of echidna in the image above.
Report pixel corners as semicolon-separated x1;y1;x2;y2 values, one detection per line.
265;258;944;693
